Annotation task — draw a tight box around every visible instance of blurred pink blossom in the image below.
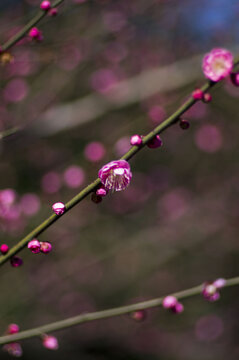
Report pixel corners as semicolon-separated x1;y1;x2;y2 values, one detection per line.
63;166;85;188
195;124;223;153
84;142;106;162
4;78;28;103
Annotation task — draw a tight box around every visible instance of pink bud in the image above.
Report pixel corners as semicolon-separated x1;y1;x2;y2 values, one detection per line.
213;278;226;289
203;93;212;103
49;8;58;16
91;193;102;204
0;244;9;255
40;242;52;254
230;72;239;86
179;119;190;130
7;324;19;335
162;296;178;309
96;187;108;197
52;202;66;215
28;239;41;254
29;27;41;39
172;302;184;314
40;1;51;10
42;335;59;350
202;282;220;302
130;310;147;322
192;89;204;100
130;135;143;146
10;256;23;267
147;135;163;149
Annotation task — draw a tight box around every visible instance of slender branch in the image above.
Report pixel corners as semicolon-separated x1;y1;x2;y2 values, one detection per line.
1;0;65;52
0;276;238;345
1;57;239;266
0;126;21;139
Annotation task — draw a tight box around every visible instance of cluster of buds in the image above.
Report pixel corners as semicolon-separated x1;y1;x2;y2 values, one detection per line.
40;1;58;16
28;239;52;254
2;324;22;357
202;278;226;302
162;296;184;314
192;89;212;103
130;134;163;148
2;324;58;356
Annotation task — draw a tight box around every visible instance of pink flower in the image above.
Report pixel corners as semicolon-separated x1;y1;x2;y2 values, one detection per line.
98;160;132;192
202;48;234;82
42;335;59;350
3;324;22;357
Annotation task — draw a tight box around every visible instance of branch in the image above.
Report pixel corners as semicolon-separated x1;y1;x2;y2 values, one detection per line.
1;56;239;266
1;0;65;52
0;276;238;345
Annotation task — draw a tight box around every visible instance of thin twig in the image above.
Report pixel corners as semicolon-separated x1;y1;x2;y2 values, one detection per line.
0;276;238;345
1;0;65;52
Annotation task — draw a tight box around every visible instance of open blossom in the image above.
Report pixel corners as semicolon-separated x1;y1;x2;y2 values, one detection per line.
98;160;132;192
202;48;233;82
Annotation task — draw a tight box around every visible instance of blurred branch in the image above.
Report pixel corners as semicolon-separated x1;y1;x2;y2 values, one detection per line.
31;55;204;136
1;56;239;266
0;276;238;345
0;126;21;139
1;0;65;52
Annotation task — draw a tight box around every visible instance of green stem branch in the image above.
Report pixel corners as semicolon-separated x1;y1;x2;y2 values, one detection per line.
0;276;238;345
0;61;238;266
1;0;65;52
1;56;239;266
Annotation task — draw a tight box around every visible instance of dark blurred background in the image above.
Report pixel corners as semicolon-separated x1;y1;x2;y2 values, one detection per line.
0;0;239;359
